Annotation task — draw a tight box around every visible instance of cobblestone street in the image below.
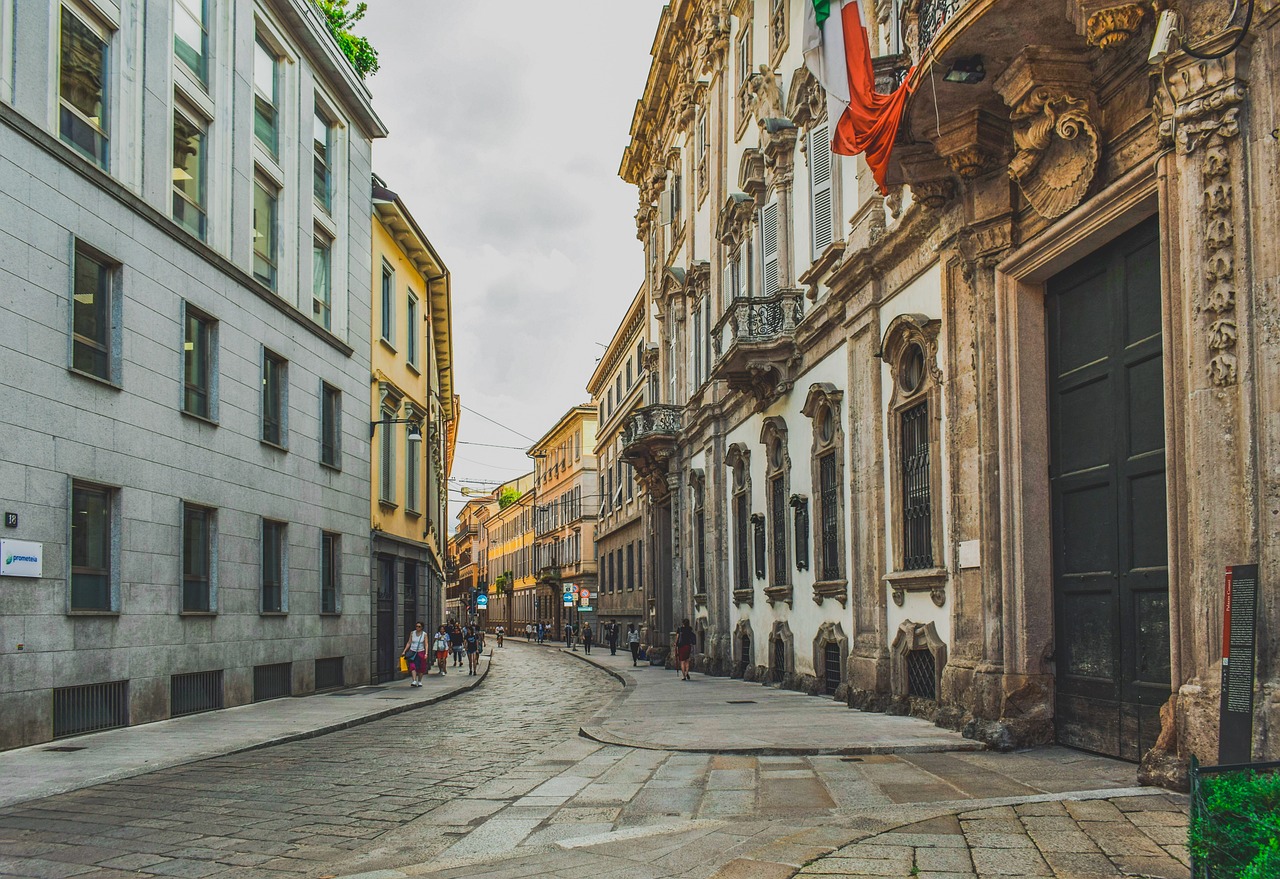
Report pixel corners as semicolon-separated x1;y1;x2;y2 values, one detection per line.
0;646;1190;879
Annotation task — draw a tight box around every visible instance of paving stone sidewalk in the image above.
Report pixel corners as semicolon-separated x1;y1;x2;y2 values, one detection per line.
553;643;982;755
0;654;490;809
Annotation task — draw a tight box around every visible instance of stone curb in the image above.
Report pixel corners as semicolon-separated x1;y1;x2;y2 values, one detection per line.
223;651;493;758
561;648;985;756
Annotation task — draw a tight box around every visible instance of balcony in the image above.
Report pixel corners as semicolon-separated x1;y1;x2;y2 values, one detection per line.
620;404;682;503
710;289;805;404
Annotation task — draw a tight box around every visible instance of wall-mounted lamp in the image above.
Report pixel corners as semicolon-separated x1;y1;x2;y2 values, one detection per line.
370;416;422;441
943;56;985;84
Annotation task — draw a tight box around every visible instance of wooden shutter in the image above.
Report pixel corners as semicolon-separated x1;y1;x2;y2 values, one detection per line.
659;189;673;226
761;202;779;296
810;125;834;257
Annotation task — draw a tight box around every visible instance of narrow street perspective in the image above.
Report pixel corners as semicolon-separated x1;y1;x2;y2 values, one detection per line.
1;0;1277;878
1;646;1189;879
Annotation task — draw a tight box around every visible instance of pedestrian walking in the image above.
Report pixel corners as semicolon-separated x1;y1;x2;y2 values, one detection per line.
606;620;619;655
402;621;428;686
627;623;641;667
449;622;464;667
525;623;533;641
582;622;594;655
464;625;481;675
432;625;451;675
676;619;697;681
536;621;544;643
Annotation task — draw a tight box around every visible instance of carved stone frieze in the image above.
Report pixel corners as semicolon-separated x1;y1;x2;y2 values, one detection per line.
738;149;767;204
1085;4;1147;49
717;192;757;249
1154;47;1248;387
913;178;955;210
933;109;1009;182
761;118;799;188
785;63;827;133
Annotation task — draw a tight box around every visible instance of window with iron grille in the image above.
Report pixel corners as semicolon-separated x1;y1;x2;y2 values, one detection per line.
770;477;787;583
824;642;842;696
53;680;128;738
819;452;840;579
906;649;936;700
901;402;933;569
170;670;222;717
695;509;706;594
253;662;291;702
734;494;749;590
740;635;751;670
773;636;786;680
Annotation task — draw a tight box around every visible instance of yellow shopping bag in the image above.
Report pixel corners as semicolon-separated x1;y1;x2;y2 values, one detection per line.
399;655;409;673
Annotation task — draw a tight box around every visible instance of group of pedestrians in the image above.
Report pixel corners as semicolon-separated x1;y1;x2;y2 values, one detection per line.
401;620;484;685
523;622;552;643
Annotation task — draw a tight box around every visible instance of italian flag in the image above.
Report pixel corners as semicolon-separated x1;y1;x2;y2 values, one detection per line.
803;0;913;194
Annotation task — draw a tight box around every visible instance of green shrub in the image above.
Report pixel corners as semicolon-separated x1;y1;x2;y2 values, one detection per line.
1190;768;1280;878
313;0;379;78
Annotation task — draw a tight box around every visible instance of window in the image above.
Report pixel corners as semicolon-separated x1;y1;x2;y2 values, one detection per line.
615;375;623;408
762;420;791;593
692;304;703;388
182;503;212;612
625;358;633;389
172;109;207;238
182;306;213;418
173;0;207;81
59;7;109;167
809;125;834;258
261;349;286;446
320;531;338;613
312;236;332;329
71;243;114;381
379;405;395;503
380;263;394;344
761;202;779;296
901;402;932;569
253;177;278;289
637;538;643;591
819;453;839;576
406;428;420;513
728;446;752;600
696;108;708;194
884;321;942;576
805;382;846;591
693;476;707;596
253;36;279;155
320;383;340;468
71;482;113;611
737;27;752;88
261;519;285;613
313;110;332;210
406;292;419;368
627;543;635;591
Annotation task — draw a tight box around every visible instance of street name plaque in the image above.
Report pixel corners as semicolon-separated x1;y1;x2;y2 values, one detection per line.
1218;563;1259;764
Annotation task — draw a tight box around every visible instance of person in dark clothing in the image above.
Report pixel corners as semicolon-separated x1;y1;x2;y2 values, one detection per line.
675;619;697;681
464;625;480;675
449;623;464;667
606;620;619;655
582;623;594;655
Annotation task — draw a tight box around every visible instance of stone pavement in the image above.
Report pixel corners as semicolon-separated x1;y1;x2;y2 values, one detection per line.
0;654;490;810
558;640;982;755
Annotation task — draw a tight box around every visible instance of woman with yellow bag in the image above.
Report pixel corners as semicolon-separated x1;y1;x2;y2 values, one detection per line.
402;621;429;687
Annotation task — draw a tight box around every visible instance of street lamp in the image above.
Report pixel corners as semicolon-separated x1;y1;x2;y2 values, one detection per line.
370;414;422;440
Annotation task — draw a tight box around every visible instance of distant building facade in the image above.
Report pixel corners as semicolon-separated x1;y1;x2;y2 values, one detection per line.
0;0;385;747
617;0;1280;780
483;473;535;632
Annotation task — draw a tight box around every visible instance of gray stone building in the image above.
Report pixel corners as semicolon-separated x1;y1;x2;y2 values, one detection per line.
619;0;1280;782
0;0;386;748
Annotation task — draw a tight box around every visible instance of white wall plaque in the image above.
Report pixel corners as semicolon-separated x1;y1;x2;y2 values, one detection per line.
1;540;43;578
958;539;981;570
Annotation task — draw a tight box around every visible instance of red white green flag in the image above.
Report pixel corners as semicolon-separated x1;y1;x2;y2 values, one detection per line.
802;0;913;194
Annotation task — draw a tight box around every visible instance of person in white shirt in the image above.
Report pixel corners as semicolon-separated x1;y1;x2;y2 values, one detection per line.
402;622;429;687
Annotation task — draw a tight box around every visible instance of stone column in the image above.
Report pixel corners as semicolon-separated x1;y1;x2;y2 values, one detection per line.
1152;37;1260;774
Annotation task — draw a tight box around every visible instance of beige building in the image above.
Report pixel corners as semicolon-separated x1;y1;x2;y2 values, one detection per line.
530;406;600;636
369;178;454;682
591;286;658;638
617;0;1280;781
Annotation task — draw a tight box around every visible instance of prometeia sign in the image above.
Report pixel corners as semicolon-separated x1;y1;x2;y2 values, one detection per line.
0;540;43;578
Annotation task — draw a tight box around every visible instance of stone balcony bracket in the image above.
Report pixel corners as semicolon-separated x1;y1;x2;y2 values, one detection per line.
710;288;807;405
764;584;794;608
884;566;949;608
620;404;683;503
812;578;849;607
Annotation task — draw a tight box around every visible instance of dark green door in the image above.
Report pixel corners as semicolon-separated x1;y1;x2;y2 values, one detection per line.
1047;218;1171;761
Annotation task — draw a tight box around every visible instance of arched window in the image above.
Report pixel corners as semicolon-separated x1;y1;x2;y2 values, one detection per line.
725;443;753;607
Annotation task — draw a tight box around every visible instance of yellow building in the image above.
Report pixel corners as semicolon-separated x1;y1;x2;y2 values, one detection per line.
369;176;454;682
482;473;536;633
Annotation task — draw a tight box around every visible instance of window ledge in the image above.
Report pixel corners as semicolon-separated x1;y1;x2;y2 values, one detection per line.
732;588;755;607
181;410;218;427
812;579;848;607
378;500;398;511
884;567;948;609
260;611;288;618
764;584;794;607
68;367;121;390
319;611;342;618
406;361;421;376
379;337;397;355
404;509;421;519
261;439;288;452
179;611;217;617
320;459;342;473
67;609;119;617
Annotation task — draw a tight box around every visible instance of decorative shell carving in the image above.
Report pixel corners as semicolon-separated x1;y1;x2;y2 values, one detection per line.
1085;4;1147;49
1008;87;1098;219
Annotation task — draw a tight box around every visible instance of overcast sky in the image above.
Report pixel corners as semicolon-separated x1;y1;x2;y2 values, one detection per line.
360;1;663;518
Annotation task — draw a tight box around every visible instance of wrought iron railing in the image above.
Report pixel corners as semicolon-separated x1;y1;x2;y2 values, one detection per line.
714;289;805;356
621;404;683;448
918;0;965;57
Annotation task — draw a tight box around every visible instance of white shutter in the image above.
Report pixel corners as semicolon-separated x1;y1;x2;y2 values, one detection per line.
659;189;673;226
761;202;779;296
810;125;834;258
723;261;735;302
742;240;753;298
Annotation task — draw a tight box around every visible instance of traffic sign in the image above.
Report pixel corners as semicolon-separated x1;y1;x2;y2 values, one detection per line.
475;593;489;608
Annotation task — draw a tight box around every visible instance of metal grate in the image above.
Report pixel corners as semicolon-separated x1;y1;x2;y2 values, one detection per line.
770;478;787;584
824;642;842;696
918;0;964;57
819;452;840;579
315;657;344;691
739;634;751;672
53;680;128;739
906;649;936;700
253;662;292;702
170;669;223;717
901;402;933;570
734;494;750;590
773;637;786;683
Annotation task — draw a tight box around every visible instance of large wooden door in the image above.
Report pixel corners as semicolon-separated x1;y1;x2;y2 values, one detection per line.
1047;218;1171;761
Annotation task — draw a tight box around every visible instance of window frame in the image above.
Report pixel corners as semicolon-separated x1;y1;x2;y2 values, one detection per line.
260;518;287;614
173;0;208;83
380;262;395;346
69;479;118;613
181;502;215;614
320;530;339;614
320;381;341;469
181;302;216;421
253;34;280;157
312;233;332;330
406;290;419;369
726;444;754;605
172;103;208;239
761;418;792;604
261;348;287;448
312;106;333;212
803;383;848;604
378;403;396;506
69;240;120;385
405;421;421;515
252;174;279;290
58;4;110;168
